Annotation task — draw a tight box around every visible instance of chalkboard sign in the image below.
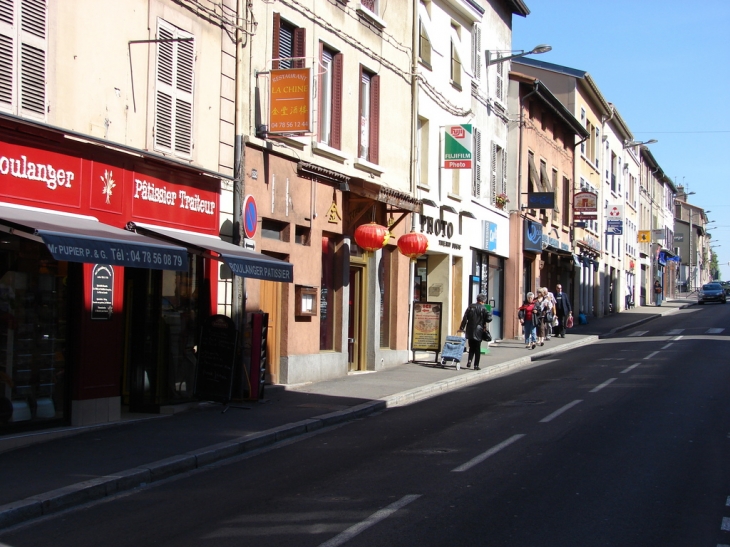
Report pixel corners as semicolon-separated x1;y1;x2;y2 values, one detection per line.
193;314;238;403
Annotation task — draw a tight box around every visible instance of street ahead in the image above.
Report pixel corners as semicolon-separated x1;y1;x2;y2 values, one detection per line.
4;304;730;547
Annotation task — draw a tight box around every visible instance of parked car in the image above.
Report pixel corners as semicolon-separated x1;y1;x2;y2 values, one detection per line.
720;281;730;296
698;283;727;305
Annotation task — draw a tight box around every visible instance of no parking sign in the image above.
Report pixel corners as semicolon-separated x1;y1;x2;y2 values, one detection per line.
243;195;258;239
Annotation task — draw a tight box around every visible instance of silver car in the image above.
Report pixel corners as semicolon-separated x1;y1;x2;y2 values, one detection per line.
698;283;727;305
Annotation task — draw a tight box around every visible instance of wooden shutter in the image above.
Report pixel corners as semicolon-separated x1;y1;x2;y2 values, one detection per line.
293;26;305;68
154;20;194;158
472;127;481;198
272;13;281;69
357;64;363;157
330;52;343;149
369;73;380;164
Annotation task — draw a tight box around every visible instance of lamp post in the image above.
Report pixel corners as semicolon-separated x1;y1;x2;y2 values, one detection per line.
485;44;552;67
623;139;658;149
685;191;696;291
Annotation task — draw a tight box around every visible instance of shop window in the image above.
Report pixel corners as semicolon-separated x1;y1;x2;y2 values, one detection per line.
320;236;336;351
415;257;428;302
153;19;194;158
272;13;305;69
0;235;68;430
261;218;289;241
379;246;394;348
0;0;47;118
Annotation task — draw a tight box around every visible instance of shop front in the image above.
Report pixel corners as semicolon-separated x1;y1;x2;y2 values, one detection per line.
0;120;291;432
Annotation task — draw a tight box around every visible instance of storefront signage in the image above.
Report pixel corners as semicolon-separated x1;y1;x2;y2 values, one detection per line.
574;191;598;212
482;221;497;252
269;68;312;134
542;234;560;249
222;255;293;282
91;264;114;320
411;302;442;351
193;315;238;404
524;219;543;252
582;234;602;252
131;173;217;230
674;233;684;242
527;192;555;209
420;215;454;239
443;125;472;169
638;230;651;243
652;229;665;241
0;141;82;207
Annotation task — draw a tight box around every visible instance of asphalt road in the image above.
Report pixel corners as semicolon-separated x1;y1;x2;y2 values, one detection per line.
3;303;730;547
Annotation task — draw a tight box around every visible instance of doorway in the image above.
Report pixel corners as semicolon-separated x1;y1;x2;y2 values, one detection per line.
347;265;365;371
259;280;281;384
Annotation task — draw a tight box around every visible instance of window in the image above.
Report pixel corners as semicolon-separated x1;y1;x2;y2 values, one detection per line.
261;218;288;241
318;45;342;148
552;168;559;221
154;20;194;158
418;117;429;186
272;14;305;69
579;109;586;154
358;67;380;163
419;19;432;68
585;119;595;164
470;23;481;82
379;246;394;348
361;0;378;15
562;176;571;228
490;142;505;205
495;54;505;102
320;236;336;351
610;152;617;193
450;22;462;89
472;126;482;198
0;0;46;118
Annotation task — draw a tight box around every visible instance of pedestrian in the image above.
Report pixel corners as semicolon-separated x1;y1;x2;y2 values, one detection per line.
541;287;556;340
534;292;547;346
554;284;572;338
459;293;492;370
654;279;663;306
518;292;538;349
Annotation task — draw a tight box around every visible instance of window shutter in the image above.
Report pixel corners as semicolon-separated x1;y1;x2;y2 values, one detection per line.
472;24;481;82
472;127;481;198
490;142;497;204
330;52;343;149
495;57;504;101
154;20;194;158
501;147;507;196
272;13;281;69
293;26;305;68
357;64;363;158
0;0;14;109
369;73;380;164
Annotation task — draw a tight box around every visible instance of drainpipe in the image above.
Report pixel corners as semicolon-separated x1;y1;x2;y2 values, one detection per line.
407;0;419;358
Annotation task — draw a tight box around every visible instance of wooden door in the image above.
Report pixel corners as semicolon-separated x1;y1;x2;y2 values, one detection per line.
259;280;281;384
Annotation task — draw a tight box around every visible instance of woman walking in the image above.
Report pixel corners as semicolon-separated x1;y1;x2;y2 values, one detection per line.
459;293;492;370
518;292;539;349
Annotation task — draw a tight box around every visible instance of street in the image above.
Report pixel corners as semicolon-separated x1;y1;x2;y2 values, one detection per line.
3;304;730;546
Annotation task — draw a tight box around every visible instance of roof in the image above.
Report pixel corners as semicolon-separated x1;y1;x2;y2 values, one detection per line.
504;0;530;16
513;58;611;118
510;72;589;138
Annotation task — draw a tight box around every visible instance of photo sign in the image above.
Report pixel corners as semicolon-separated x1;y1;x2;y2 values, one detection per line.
443;125;472;169
411;302;442;351
269;68;312;134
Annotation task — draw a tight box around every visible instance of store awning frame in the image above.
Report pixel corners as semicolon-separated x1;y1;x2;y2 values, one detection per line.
0;204;189;271
127;222;293;283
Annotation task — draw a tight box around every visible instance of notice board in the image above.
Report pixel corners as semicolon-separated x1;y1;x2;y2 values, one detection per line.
194;314;238;403
411;302;442;351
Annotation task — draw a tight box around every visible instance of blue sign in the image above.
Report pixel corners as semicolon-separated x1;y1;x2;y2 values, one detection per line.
606;219;623;235
524;219;543;252
483;221;498;252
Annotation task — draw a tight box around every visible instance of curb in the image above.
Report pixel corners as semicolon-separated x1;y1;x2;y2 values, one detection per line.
0;320;662;530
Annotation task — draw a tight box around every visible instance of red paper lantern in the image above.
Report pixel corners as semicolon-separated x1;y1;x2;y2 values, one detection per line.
354;222;390;252
397;231;428;260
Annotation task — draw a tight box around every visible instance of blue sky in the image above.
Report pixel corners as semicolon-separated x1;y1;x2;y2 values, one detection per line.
512;0;730;279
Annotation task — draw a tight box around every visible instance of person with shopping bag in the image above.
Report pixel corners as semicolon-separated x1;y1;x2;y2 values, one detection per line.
459;293;492;370
554;284;572;338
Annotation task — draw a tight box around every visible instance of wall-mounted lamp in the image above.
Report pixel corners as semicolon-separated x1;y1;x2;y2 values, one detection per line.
459;210;477;219
440;204;458;215
623;139;658;149
486;44;552;67
421;198;437;208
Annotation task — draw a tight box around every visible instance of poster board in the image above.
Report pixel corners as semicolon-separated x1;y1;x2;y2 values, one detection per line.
411;302;443;351
193;314;238;403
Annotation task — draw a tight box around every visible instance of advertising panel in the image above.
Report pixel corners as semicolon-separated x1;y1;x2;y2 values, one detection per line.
411;302;442;351
443;125;472;169
269;68;312;134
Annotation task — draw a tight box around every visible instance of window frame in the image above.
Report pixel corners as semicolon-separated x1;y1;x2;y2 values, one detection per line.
318;43;343;149
358;66;380;164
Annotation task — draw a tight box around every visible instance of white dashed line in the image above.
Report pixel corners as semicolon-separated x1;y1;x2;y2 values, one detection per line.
627;331;648;337
590;378;617;393
674;335;683;341
643;351;659;360
707;328;725;334
661;343;673;349
666;329;684;335
317;495;421;547
726;495;730;506
540;400;583;423
621;363;641;374
722;516;730;532
451;434;526;472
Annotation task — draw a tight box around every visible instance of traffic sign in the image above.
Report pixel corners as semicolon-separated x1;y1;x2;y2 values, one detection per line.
243;194;258;239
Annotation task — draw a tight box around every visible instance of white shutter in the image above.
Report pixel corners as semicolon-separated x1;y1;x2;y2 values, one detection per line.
495;57;504;102
472;127;481;198
0;0;14;109
472;24;481;82
490;142;497;204
501;146;507;195
154;19;194;158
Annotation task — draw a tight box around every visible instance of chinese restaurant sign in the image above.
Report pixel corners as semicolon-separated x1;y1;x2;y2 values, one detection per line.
269;68;312;134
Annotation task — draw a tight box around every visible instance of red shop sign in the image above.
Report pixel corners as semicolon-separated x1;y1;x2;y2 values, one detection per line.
0;140;83;208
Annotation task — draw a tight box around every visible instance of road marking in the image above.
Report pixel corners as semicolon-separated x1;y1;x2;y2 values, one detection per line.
317;494;421;547
451;434;526;472
627;331;648;337
707;328;725;334
666;329;684;335
539;400;583;423
661;343;673;349
726;495;730;506
722;516;730;532
674;335;683;341
621;363;641;374
643;351;660;360
590;378;617;393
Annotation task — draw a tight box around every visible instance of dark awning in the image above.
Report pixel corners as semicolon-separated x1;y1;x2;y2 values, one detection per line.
0;204;189;270
128;223;293;283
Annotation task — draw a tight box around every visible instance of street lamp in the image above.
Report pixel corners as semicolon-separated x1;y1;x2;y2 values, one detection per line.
623;139;658;149
486;44;552;66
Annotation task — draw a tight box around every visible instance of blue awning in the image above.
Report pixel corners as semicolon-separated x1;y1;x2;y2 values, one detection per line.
0;204;189;271
128;223;293;283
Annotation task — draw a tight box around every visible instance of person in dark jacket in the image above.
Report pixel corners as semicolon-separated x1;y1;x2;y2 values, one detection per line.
459;293;492;370
554;284;572;338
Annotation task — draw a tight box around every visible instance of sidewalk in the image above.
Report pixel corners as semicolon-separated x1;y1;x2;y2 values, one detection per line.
0;299;693;529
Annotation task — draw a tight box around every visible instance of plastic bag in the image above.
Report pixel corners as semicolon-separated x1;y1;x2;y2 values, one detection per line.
552;316;559;327
565;315;574;329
